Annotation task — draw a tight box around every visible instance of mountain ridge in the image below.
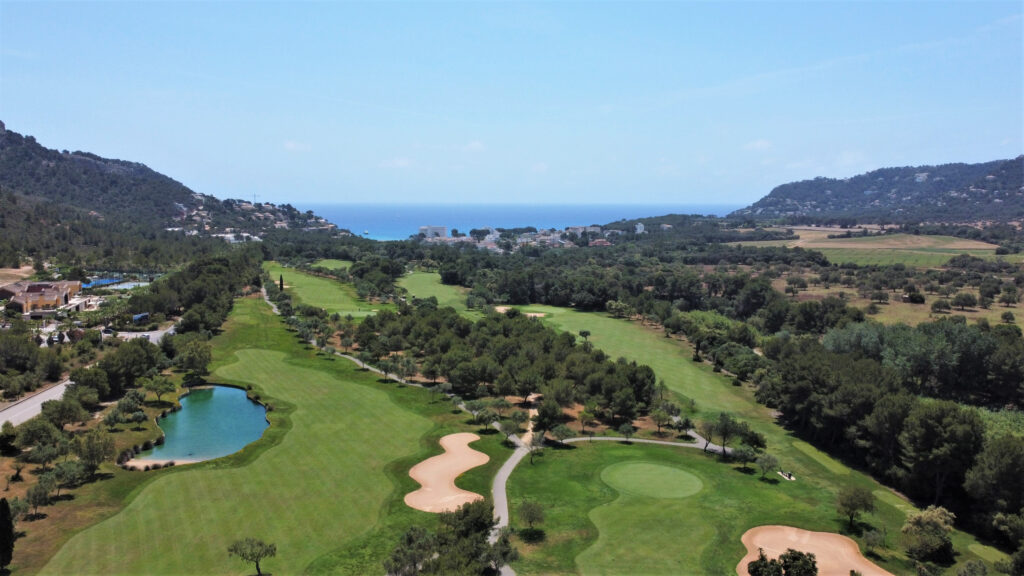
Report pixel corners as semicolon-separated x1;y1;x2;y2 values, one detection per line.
730;157;1024;224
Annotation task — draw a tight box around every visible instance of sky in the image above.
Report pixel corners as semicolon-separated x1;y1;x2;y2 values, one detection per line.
1;1;1021;207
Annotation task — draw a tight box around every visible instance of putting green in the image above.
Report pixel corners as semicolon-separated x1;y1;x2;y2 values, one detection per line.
600;461;702;499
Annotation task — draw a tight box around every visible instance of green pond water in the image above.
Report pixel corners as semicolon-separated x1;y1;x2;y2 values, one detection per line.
139;386;268;462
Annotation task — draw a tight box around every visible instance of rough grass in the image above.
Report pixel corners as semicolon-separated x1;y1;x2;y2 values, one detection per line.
40;297;511;575
312;258;353;270
264;261;394;318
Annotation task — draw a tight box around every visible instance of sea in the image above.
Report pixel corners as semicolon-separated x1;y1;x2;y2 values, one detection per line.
304;203;742;241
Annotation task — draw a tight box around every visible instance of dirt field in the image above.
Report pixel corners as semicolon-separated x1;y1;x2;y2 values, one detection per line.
0;266;34;285
736;525;893;576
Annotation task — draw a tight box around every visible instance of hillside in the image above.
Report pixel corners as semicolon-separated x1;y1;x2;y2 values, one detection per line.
731;157;1024;224
0;121;337;235
0;121;342;269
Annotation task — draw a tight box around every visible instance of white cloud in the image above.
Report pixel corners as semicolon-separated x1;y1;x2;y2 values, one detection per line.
283;140;310;152
530;162;548;174
464;140;485;152
379;157;413;169
743;139;773;151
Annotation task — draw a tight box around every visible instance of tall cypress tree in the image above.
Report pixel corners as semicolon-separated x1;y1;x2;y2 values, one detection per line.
0;497;14;569
279;275;284;292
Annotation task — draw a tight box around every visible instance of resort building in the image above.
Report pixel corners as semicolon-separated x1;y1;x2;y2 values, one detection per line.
0;281;83;318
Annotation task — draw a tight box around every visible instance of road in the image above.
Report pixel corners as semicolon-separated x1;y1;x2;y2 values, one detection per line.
0;381;69;427
114;323;176;345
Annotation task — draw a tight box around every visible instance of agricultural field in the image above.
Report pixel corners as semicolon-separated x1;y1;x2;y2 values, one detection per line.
734;230;1020;268
400;273;1008;575
39;297;510;575
264;261;394;318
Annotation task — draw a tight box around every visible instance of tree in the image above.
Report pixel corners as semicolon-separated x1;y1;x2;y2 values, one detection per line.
863;530;885;553
902;505;955;561
52;460;86;497
499;419;519;444
533;398;562;433
528;431;545;465
651;409;671;435
26;478;52;516
279;274;284;292
836;485;876;528
579;408;595;435
899;401;984;504
747;548;783;576
957;559;988;576
757;453;779;479
228;537;277;576
717;412;738;453
142;375;176;403
41;397;88;431
1001;311;1015;324
578;330;591;342
177;340;212;375
952;292;977;311
73;428;115;475
518;500;544;530
779;549;817;576
383;525;434;576
697;419;716;452
15;418;61;450
0;498;13;569
733;445;758;471
551;424;574;444
931;299;951;313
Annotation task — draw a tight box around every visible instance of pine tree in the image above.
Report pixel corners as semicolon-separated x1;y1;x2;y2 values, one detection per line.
0;497;14;569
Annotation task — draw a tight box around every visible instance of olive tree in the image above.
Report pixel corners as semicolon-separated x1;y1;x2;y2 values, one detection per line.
228;537;277;576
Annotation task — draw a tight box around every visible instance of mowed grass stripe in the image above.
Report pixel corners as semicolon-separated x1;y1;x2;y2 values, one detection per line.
265;261;394;318
42;299;432;575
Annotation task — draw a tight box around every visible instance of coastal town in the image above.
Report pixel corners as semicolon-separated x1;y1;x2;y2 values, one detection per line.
415;222;658;252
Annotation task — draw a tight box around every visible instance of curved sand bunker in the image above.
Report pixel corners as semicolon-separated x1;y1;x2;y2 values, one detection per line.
405;432;490;513
736;526;894;576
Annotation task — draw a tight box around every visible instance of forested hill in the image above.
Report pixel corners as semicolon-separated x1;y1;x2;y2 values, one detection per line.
0;121;336;233
0;121;207;226
731;157;1024;224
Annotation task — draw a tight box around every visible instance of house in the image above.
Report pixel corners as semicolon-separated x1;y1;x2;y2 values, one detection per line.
0;281;82;318
635;223;646;234
419;226;447;238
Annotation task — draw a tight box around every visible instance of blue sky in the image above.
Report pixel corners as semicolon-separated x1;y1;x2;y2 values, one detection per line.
1;1;1020;206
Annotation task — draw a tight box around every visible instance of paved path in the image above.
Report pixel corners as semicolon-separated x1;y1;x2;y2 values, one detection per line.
0;381;68;427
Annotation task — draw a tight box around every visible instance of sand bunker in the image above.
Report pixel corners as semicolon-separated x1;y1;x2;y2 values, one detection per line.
736;526;893;576
405;432;490;513
493;306;546;318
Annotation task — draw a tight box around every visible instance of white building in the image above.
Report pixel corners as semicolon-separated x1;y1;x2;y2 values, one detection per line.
635;223;646;234
419;226;447;238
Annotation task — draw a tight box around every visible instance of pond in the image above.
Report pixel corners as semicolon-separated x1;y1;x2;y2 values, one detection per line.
138;386;269;463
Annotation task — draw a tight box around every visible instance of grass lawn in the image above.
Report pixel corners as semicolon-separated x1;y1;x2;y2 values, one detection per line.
313;258;353;270
39;297;511;575
508;442;912;575
264;260;394;318
398;274;1007;574
397;271;481;318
